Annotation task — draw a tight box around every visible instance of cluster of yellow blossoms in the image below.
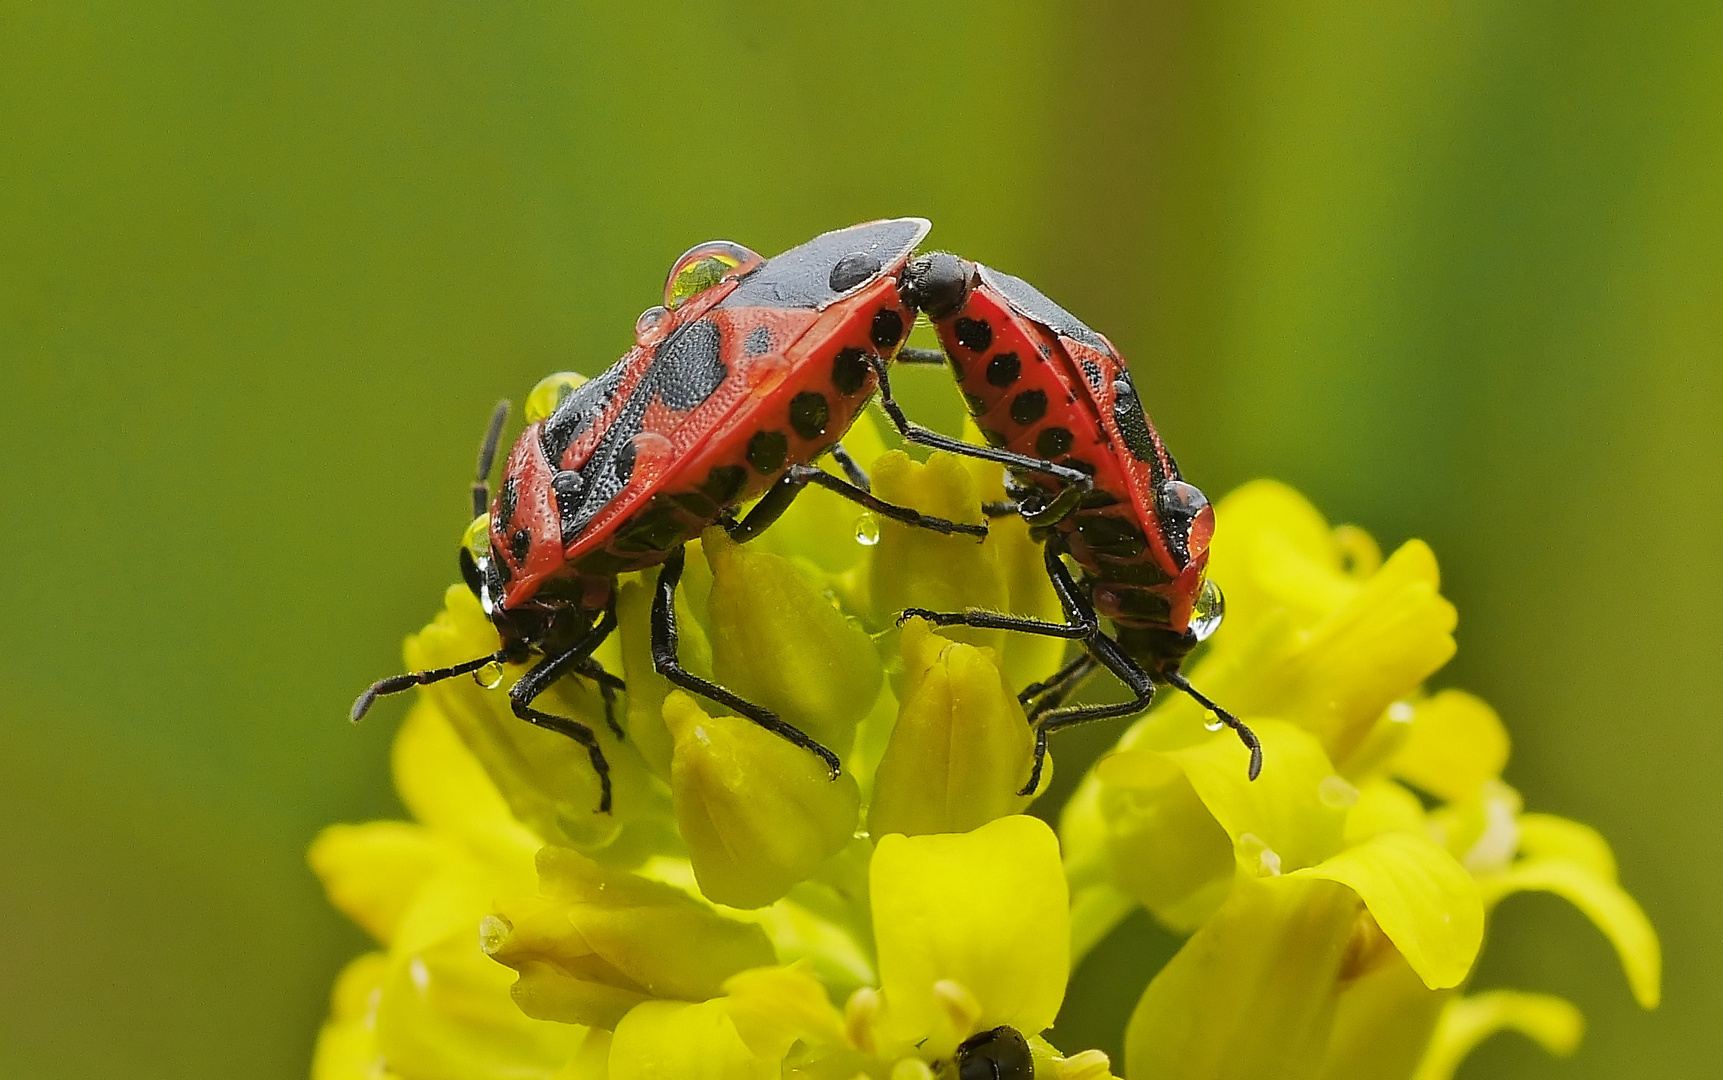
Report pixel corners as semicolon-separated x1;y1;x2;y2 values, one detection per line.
312;414;1658;1079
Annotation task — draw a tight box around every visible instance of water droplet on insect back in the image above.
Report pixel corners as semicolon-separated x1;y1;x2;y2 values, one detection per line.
634;305;671;348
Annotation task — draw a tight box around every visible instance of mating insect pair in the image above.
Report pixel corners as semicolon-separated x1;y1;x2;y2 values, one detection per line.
354;219;1259;813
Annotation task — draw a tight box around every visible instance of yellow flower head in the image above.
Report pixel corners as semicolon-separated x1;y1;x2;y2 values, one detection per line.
312;422;1655;1080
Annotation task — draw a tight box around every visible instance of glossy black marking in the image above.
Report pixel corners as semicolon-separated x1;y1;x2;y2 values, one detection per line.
979;426;1009;448
1105;584;1174;623
986;351;1021;387
612;438;637;481
1036;426;1073;457
668;490;718;519
870;308;904;348
962;391;988;416
831;347;870;396
789;391;830;440
955;1025;1033;1080
899;252;970;318
954;317;992;353
829;250;882;292
746;430;787;473
976;263;1106;347
701;465;748;504
719;219;929;311
652;318;727;412
510;528;532;564
540;366;623;465
1010;388;1048;425
1077;513;1147;559
1080;359;1105;391
1111;376;1160;465
497;477;519;528
744;325;772;356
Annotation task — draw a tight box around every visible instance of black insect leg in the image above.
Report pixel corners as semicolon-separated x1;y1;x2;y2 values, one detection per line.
508;606;619;812
1021;630;1159;795
351;642;527;722
573;655;626;738
898;544;1097;640
650;545;842;777
725;464;988;544
1018;651;1097;708
827;442;872;492
1165;669;1263;780
982;500;1021;518
866;353;1093;489
471;399;511;518
895;346;949;365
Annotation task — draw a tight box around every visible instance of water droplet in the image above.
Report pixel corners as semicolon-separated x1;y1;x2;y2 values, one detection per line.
631;430;675;474
1189;577;1226;642
478;914;511;956
472;661;505;690
664;240;763;308
1204;716;1226;732
1319;774;1360;808
854;513;881;545
634;305;671;349
1388;701;1416;723
1238;832;1281;877
408;956;430;994
524;371;589;423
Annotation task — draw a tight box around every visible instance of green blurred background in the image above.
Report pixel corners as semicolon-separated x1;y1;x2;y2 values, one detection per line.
2;2;1717;1076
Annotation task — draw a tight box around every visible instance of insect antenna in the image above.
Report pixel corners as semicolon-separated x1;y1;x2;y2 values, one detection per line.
471;399;511;518
1164;669;1263;780
351;646;520;723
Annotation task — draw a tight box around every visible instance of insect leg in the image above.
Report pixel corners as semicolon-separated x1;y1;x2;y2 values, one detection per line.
1165;669;1263;780
894;346;949;365
508;610;618;812
471;399;511;518
725;464;988;544
866;353;1092;488
898;544;1097;640
572;655;626;738
1018;651;1097;706
827;442;872;491
650;545;842;777
1020;631;1157;795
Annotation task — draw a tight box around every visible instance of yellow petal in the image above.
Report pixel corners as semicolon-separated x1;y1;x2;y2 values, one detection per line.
391;697;539;861
663;691;861;908
1515;813;1617;881
308;821;461;945
1475;857;1661;1008
1125;874;1360;1080
704;526;882;757
1090;751;1233;932
721;964;850;1060
311;952;396;1080
609;999;777;1080
1292;832;1484;990
865;450;1005;650
1410;991;1584;1080
1204;480;1361;637
871;816;1068;1057
1316;949;1449;1080
1342;778;1428;848
1389;690;1510;802
868;621;1036;837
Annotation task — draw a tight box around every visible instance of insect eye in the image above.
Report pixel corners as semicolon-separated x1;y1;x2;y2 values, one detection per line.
955;1025;1034;1080
664;240;763;309
524;371;589;424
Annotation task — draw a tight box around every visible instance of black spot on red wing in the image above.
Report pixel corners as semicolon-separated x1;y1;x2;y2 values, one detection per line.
745;326;773;356
985;352;1021;387
976;263;1107;348
829;251;883;292
1035;426;1073;457
1080;359;1105;391
789;392;830;440
1010;389;1048;425
954;317;992;353
510;528;532;564
870;308;905;348
1110;376;1159;465
652;318;727;411
978;426;1009;448
719;219;929;311
962;392;988;416
832;348;870;396
701;465;748;504
552;470;586;538
746;430;788;473
612;438;637;481
540;366;624;465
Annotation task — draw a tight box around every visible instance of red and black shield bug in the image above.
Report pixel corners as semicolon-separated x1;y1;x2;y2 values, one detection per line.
895;252;1262;792
353;220;1087;812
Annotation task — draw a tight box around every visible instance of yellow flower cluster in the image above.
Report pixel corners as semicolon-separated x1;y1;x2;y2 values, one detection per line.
311;416;1658;1079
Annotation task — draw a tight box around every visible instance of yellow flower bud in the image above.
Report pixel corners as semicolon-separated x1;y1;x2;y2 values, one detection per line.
663;691;862;908
865;450;1004;650
482;845;777;1029
868;620;1037;837
704;526;883;757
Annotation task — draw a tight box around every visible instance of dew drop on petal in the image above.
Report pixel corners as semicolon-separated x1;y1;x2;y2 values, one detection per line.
478;914;510;956
1319;774;1361;809
408;956;430;995
1238;832;1281;876
854;513;881;546
1388;700;1416;723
